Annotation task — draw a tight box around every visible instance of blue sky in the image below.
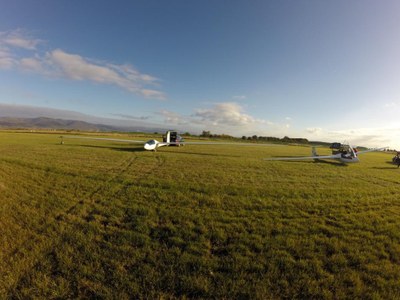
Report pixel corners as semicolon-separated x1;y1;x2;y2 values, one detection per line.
1;0;400;147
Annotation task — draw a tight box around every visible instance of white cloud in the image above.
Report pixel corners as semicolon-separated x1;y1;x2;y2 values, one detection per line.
194;102;258;126
0;56;15;69
326;126;400;148
110;113;150;120
19;57;47;73
154;102;283;137
37;49;165;99
0;45;16;69
302;126;398;147
0;30;165;99
384;102;398;109
0;29;41;50
158;110;188;125
4;36;39;50
140;89;165;99
155;102;274;134
232;95;247;100
306;127;322;134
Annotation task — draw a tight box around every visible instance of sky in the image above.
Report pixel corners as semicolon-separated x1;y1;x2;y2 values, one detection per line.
1;0;400;148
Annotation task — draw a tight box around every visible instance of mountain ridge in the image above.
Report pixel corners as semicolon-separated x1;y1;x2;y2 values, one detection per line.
0;116;166;133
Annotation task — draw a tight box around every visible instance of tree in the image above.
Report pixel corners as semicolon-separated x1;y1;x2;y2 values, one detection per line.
200;130;211;137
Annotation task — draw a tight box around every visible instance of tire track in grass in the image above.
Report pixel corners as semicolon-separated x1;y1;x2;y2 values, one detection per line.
60;153;165;219
4;153;167;297
55;154;139;222
3;154;138;296
77;153;166;225
0;161;69;297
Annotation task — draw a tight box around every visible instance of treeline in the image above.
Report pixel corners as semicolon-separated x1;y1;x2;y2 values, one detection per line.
242;135;309;144
198;131;236;140
197;131;310;144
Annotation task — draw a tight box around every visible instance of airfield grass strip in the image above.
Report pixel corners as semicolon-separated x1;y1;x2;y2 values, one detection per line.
1;132;400;298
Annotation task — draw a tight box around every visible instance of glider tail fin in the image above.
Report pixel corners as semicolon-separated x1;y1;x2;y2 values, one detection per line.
312;146;318;157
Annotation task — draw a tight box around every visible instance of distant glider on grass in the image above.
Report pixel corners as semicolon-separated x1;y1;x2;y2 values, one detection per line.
265;143;386;164
60;131;280;151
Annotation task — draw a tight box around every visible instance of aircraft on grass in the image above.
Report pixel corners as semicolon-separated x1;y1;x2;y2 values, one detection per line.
60;131;279;151
60;131;182;151
265;142;386;164
392;152;400;168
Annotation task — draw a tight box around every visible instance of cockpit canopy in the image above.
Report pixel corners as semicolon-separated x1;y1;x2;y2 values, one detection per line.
146;139;156;145
330;142;342;150
330;142;357;158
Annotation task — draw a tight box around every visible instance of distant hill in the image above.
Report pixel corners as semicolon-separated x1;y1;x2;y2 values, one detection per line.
0;117;165;132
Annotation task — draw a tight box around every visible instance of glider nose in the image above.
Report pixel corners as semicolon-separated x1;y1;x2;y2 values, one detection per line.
144;139;157;151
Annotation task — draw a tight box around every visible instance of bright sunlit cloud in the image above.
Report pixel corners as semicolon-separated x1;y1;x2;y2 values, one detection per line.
306;127;322;135
383;102;399;109
193;102;258;126
326;126;400;148
157;102;284;136
0;29;41;50
158;109;189;125
0;30;165;99
0;48;14;69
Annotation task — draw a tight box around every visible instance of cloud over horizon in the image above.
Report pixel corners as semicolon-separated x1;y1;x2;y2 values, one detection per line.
0;30;165;99
156;102;262;128
1;102;397;148
325;127;400;148
157;102;281;136
193;102;258;127
306;127;322;135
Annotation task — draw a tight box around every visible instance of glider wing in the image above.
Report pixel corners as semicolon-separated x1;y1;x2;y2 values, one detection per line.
264;154;341;161
60;136;146;143
356;147;387;154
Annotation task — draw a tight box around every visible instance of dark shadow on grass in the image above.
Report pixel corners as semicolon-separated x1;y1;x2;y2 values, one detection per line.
372;166;400;170
164;150;240;157
313;159;348;166
370;161;400;169
267;157;347;166
61;143;240;156
365;161;399;170
385;160;399;165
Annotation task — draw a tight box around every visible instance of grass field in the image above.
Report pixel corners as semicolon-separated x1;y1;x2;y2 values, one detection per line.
1;131;399;299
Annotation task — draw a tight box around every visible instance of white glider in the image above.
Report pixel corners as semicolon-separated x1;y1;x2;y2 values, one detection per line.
265;145;386;164
60;134;279;151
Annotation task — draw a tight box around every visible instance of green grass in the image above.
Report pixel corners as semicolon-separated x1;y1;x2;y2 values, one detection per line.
1;131;400;299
